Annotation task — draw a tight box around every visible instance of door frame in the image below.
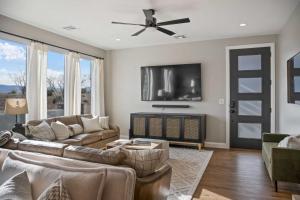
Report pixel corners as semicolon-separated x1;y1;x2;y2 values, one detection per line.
225;43;275;149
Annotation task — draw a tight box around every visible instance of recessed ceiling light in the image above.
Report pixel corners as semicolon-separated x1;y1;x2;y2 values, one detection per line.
239;23;247;27
174;35;186;39
62;25;77;30
115;38;121;41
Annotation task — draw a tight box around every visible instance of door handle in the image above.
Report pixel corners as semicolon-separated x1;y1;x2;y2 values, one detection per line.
230;109;236;113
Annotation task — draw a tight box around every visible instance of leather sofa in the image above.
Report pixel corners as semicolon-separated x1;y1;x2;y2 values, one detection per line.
25;114;120;149
1;139;172;200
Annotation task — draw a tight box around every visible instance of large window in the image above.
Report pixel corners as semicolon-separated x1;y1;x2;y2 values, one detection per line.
80;58;91;114
0;38;27;130
47;51;65;117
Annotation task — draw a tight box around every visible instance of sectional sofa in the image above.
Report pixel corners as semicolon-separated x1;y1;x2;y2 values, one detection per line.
1;138;172;200
25;114;120;149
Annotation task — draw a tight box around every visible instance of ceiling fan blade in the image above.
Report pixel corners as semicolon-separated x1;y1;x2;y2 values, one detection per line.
143;9;154;20
112;21;145;26
132;28;147;36
156;27;175;36
157;18;190;26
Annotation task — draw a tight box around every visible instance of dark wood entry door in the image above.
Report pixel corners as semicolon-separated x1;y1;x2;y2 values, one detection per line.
230;47;271;149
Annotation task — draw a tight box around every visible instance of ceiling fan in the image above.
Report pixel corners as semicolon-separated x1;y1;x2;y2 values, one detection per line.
112;9;190;36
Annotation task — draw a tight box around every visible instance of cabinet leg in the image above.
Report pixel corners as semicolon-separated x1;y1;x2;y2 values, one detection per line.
274;180;278;192
198;143;202;150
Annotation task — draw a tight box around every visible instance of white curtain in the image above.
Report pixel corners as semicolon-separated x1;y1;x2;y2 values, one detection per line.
64;52;81;115
26;42;47;121
91;58;105;116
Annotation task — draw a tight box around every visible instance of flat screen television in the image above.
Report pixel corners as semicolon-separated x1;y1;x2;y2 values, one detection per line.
141;63;202;101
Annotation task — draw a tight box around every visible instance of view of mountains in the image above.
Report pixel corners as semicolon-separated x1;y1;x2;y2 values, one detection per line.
0;84;22;93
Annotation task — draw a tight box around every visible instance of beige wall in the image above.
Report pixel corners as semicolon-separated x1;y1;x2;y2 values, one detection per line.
107;35;277;143
278;3;300;134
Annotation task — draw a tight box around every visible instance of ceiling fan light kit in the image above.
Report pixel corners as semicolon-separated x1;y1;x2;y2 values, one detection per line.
112;9;190;37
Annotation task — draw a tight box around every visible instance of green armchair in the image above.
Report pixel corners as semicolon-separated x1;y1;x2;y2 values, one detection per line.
262;133;300;192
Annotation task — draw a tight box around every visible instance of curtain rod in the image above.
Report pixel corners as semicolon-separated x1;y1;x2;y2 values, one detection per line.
0;30;104;60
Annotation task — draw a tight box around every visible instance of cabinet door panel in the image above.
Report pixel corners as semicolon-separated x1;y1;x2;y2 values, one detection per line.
166;117;181;139
133;117;146;136
184;118;200;140
148;117;163;137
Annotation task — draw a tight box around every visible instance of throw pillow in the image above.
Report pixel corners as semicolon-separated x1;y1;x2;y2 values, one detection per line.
81;116;103;133
51;121;72;140
120;148;167;177
37;178;71;200
68;124;83;136
12;132;27;141
99;116;110;130
0;130;12;146
28;121;56;141
0;171;33;200
278;135;300;149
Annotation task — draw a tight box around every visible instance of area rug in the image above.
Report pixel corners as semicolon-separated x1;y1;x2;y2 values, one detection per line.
167;147;213;200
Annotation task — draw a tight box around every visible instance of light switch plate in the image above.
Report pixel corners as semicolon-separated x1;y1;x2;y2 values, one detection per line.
218;98;225;105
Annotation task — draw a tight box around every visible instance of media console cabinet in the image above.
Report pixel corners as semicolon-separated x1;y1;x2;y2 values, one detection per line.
129;112;206;149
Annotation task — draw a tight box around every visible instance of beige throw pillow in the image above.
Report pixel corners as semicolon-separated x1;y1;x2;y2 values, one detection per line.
0;171;33;200
51;121;71;140
28;121;56;141
68;124;83;136
278;135;300;149
2;152;107;200
37;178;71;200
99;116;110;130
81;116;103;133
120;148;167;177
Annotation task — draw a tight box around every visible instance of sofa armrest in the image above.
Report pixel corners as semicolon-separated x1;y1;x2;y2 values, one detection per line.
272;147;300;183
109;125;120;133
262;133;289;143
135;164;172;200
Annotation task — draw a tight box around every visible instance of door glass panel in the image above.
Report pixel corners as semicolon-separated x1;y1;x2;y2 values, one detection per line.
238;123;261;139
238;55;261;71
294;53;300;68
239;78;262;93
238;101;262;116
294;76;300;92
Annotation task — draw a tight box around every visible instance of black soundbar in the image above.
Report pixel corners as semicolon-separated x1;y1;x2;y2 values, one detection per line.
152;104;190;108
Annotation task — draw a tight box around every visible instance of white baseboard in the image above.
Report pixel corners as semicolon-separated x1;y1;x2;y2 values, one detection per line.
204;141;228;149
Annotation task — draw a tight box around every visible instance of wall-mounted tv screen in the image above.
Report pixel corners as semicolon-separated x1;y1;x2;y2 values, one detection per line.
141;63;202;101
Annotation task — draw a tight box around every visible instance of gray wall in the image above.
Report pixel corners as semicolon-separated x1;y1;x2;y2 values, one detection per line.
106;35;277;143
278;3;300;134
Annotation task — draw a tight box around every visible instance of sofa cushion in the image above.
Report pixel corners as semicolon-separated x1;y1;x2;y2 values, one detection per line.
81;116;103;133
54;115;80;126
99;130;118;139
99;116;110;130
0;149;136;200
28;121;56;141
262;142;278;163
0;171;33;200
37;178;71;200
51;121;72;141
1;152;107;200
63;145;125;165
121;148;167;178
57;139;81;146
71;133;101;145
18;140;68;157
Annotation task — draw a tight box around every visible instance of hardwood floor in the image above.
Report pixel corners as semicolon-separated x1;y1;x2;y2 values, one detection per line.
193;148;300;200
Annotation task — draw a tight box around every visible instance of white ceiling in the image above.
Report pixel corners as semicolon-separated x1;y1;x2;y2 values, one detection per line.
0;0;299;50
